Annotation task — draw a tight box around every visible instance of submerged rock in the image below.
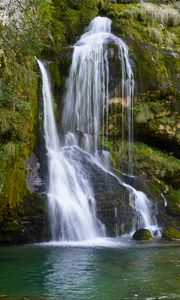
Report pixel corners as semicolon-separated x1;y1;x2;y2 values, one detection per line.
132;228;153;240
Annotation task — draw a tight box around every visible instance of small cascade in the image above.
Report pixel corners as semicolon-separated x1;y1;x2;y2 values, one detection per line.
129;189;158;233
37;16;159;242
37;59;105;241
114;206;118;236
90;158;159;235
161;193;168;208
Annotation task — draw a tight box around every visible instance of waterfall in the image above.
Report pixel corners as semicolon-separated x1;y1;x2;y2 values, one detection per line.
37;16;159;242
37;59;106;241
62;16;134;173
62;16;158;234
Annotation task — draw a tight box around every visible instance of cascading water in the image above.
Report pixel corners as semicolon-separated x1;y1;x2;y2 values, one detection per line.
62;16;134;173
37;16;159;242
62;16;158;235
37;59;105;241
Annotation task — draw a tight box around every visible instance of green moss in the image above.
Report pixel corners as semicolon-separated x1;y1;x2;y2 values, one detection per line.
131;44;179;146
0;0;102;243
133;143;180;187
132;229;153;240
0;143;26;208
167;189;180;217
106;3;180;51
130;41;178;97
134;96;180;147
53;0;99;43
135;103;155;123
103;140;180;190
50;60;61;88
162;227;180;240
0;55;39;228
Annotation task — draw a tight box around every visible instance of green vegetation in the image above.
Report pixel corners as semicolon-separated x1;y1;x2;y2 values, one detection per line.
105;1;179;158
132;143;180;191
0;0;101;242
51;0;107;43
104;140;180;183
103;139;180;212
138;3;180;27
106;2;180;50
132;228;153;240
167;189;180;217
162;227;180;240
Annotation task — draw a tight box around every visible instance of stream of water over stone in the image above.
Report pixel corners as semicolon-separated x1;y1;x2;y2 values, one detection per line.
37;16;159;242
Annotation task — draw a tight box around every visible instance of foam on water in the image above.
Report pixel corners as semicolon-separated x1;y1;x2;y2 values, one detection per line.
38;237;127;248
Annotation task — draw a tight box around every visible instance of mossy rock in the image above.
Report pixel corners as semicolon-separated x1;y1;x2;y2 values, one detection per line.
166;189;180;217
106;2;180;51
0;193;50;245
162;227;180;240
132;228;153;240
103;139;180;193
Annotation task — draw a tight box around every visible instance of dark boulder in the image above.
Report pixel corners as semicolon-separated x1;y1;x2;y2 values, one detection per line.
132;228;153;240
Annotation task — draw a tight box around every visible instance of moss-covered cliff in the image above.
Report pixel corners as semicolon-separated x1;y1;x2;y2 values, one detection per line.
102;1;180;236
0;0;179;243
0;0;103;244
0;0;54;243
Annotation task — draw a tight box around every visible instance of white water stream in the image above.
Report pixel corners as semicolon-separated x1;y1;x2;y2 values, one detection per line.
37;59;105;241
37;16;159;242
62;16;134;173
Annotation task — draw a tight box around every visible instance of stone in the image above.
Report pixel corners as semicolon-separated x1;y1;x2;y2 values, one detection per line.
162;227;180;240
63;146;134;235
25;153;42;193
132;228;153;240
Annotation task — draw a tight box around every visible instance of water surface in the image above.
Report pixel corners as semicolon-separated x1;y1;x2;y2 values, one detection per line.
0;241;180;300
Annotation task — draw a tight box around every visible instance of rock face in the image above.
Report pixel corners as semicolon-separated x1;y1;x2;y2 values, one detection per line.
64;147;134;236
105;2;180;155
25;153;42;193
0;193;50;245
99;1;180;234
0;0;101;244
132;229;153;240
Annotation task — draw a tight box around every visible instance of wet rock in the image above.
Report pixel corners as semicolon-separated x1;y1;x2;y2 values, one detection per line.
63;146;134;235
0;193;50;245
162;227;180;240
132;228;153;240
25;153;42;193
